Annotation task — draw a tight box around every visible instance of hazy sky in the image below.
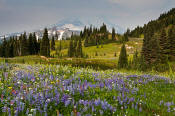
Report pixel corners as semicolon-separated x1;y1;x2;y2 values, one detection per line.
0;0;175;35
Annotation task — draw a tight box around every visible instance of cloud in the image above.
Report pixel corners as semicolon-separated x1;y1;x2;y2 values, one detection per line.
0;0;174;35
0;0;5;9
108;0;167;10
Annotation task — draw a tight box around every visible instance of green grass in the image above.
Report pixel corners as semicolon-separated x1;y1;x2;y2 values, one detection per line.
1;55;175;79
53;37;143;58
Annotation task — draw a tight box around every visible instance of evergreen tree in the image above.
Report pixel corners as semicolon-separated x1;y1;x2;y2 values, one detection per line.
73;37;78;57
37;39;41;54
118;44;128;68
150;34;161;64
159;29;168;63
123;34;129;42
76;37;83;57
28;33;35;55
112;28;115;41
68;38;74;57
40;28;50;57
2;37;7;57
33;32;38;54
132;50;139;69
126;28;130;36
142;25;154;64
51;36;55;50
21;32;29;56
84;37;89;47
168;26;175;61
0;45;2;57
59;40;62;52
13;36;20;56
9;38;14;57
5;41;10;57
55;32;58;40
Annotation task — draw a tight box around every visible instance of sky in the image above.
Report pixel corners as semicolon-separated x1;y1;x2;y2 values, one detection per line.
0;0;175;35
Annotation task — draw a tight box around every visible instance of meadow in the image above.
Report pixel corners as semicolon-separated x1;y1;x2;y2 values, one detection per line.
0;63;175;116
51;38;143;58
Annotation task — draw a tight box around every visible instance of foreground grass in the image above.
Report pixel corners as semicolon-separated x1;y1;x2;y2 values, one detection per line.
1;55;175;80
0;63;174;115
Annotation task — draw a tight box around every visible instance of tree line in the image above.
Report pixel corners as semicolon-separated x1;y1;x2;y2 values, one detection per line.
0;28;53;58
0;32;40;57
68;35;83;58
117;8;175;71
129;8;175;38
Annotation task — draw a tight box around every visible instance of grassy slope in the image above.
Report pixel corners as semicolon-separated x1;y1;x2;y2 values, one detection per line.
54;37;143;59
3;37;175;79
0;37;143;71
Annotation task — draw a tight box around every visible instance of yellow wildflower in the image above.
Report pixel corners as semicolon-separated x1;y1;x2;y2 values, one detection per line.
8;87;12;89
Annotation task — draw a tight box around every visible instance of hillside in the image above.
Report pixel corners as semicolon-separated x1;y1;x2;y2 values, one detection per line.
130;8;175;37
52;37;143;59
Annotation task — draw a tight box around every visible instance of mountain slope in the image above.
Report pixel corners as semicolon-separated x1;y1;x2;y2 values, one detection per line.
130;8;175;37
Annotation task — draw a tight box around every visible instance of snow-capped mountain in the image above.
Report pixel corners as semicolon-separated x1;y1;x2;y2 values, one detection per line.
55;16;124;33
0;16;124;41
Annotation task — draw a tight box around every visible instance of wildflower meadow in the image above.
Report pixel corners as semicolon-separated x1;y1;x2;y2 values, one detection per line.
0;63;175;116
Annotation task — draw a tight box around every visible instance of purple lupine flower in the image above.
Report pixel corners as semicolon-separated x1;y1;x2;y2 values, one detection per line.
77;112;81;116
165;102;172;107
123;97;128;103
2;106;7;112
101;101;107;110
139;107;142;112
167;107;171;112
65;100;71;107
99;110;104;115
82;106;88;112
92;105;95;112
135;103;138;110
99;82;104;88
132;103;134;108
94;99;100;106
4;72;8;78
160;100;164;105
26;108;29;115
8;107;11;116
113;96;116;100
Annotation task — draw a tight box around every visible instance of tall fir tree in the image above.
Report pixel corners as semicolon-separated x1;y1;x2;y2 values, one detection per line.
73;37;78;56
112;28;115;41
76;37;83;57
150;34;161;64
159;29;168;63
68;38;74;57
59;40;62;52
13;36;20;56
33;32;38;54
55;32;58;40
8;38;14;57
2;37;7;57
123;34;129;42
51;36;55;50
84;37;88;47
28;33;35;55
0;44;2;57
118;44;128;68
40;28;50;57
142;25;154;64
168;26;175;61
21;32;29;56
5;41;10;57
